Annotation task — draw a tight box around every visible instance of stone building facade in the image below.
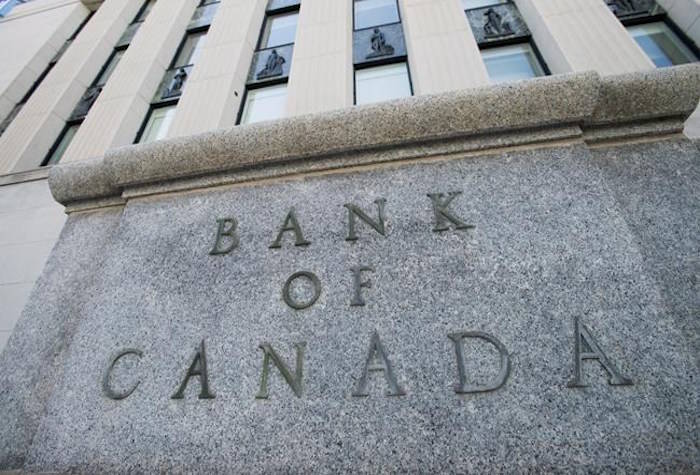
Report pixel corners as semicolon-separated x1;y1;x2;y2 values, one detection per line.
0;0;698;472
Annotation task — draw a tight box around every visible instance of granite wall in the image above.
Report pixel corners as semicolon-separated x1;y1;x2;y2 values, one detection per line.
0;67;698;473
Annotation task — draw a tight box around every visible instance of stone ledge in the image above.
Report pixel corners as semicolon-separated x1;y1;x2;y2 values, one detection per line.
48;64;700;208
0;167;50;187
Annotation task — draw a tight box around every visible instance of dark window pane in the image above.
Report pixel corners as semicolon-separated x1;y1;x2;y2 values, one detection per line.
44;124;80;166
354;0;399;30
135;0;156;22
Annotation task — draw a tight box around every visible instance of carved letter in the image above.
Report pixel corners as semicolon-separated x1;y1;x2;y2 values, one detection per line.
344;198;387;241
102;348;143;400
352;331;406;397
567;317;633;388
171;340;215;399
269;208;311;248
282;271;321;310
448;332;510;394
256;342;306;399
350;265;374;306
427;192;474;232
209;218;238;255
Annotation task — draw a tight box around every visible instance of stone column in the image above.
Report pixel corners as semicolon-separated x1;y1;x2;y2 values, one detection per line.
513;0;654;75
0;0;89;125
285;0;353;117
400;0;490;95
0;0;143;173
63;0;198;162
167;0;267;137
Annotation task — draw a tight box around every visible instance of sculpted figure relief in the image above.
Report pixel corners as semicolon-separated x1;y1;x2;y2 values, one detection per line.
483;7;513;38
167;67;188;96
257;49;286;80
366;28;395;59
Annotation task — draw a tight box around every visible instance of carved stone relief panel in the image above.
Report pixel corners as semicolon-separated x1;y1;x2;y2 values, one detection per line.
247;44;294;85
353;23;406;66
465;3;530;46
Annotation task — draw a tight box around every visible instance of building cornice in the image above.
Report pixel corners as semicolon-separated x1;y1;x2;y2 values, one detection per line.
48;64;700;211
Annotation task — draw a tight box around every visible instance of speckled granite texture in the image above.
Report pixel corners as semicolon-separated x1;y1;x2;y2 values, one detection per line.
1;65;699;473
1;138;697;473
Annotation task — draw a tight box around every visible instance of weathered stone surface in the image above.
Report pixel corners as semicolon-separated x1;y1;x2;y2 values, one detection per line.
0;209;123;469
6;140;697;473
46;66;700;209
592;138;700;364
589;64;700;126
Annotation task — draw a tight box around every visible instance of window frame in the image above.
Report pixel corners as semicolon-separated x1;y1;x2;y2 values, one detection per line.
352;0;402;32
134;101;179;144
237;2;301;125
478;34;550;79
480;41;549;84
94;47;127;88
133;0;157;24
256;8;300;51
168;25;210;71
41;120;82;167
237;82;290;125
353;60;414;106
620;14;700;65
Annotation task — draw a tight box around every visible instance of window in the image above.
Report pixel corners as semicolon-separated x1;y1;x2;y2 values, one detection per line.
138;105;177;143
355;62;411;105
354;0;399;30
174;30;208;67
95;49;125;87
259;11;299;48
481;43;545;84
134;0;156;23
240;84;288;124
627;22;697;67
461;0;506;10
43;124;80;166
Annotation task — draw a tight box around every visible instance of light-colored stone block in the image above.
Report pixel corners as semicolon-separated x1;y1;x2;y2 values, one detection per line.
514;0;654;75
401;0;489;94
0;0;144;173
659;0;700;37
167;0;267;137
64;94;151;161
63;0;198;162
0;240;55;286
3;112;65;172
286;0;353;116
0;206;66;247
0;177;59;213
0;1;88;125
